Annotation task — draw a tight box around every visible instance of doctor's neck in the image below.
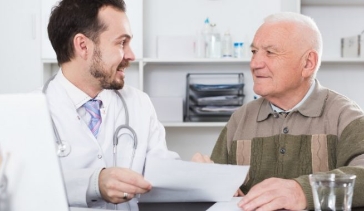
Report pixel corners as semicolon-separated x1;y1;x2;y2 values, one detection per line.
61;64;102;99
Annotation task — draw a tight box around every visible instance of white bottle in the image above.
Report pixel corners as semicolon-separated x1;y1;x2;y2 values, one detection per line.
195;30;205;58
234;42;243;58
221;30;233;58
207;23;221;58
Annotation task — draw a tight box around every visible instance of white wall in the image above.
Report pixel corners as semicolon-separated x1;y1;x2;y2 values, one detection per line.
166;127;223;161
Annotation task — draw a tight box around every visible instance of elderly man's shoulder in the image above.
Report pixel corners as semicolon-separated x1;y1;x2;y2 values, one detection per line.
325;88;364;117
327;89;363;109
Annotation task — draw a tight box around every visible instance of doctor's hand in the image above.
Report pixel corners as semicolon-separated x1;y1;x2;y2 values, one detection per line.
237;178;306;211
191;153;214;163
98;167;152;204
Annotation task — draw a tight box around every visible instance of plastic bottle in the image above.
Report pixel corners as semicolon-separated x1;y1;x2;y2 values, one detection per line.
194;18;211;58
202;18;211;58
221;30;233;58
239;42;244;57
202;18;211;36
206;23;221;58
234;42;244;58
195;30;205;58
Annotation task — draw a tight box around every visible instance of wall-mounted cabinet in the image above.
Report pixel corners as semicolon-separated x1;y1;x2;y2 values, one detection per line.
0;0;41;94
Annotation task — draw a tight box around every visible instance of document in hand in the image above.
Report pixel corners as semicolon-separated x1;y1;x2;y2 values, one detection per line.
139;157;249;203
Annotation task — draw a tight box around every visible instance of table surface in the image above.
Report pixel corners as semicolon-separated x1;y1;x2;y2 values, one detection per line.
70;202;214;211
71;202;364;211
139;202;214;211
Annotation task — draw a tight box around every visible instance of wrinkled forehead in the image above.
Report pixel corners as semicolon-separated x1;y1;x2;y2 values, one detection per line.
253;22;302;49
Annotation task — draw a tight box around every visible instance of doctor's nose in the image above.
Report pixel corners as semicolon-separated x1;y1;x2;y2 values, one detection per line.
124;45;135;62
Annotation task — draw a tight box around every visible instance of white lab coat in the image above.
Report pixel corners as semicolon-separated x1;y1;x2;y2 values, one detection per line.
43;71;180;210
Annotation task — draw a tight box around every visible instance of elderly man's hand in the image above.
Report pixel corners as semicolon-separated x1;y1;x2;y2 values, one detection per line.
191;153;214;163
238;178;307;211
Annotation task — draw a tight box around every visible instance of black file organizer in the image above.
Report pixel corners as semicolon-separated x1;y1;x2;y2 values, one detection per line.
184;73;245;122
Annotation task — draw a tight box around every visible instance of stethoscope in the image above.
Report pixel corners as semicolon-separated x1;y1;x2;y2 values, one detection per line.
42;74;138;169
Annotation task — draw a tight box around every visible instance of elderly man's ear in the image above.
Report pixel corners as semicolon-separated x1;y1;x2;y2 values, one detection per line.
302;50;318;78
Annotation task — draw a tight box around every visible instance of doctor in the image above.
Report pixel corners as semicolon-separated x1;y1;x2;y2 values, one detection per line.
44;0;179;209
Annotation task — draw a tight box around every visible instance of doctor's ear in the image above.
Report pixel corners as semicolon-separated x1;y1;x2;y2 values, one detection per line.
73;33;90;60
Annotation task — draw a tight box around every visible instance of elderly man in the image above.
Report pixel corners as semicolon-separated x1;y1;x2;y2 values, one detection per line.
194;12;364;210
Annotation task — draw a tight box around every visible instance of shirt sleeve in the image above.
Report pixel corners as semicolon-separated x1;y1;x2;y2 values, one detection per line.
86;168;104;207
63;168;100;207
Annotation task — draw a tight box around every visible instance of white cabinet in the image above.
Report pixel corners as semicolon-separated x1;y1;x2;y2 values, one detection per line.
0;0;41;94
41;0;57;60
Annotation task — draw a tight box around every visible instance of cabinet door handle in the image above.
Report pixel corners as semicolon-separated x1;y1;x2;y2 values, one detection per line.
31;14;36;40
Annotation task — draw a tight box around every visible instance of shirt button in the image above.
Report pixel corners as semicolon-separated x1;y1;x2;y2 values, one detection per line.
283;127;289;134
97;154;102;159
280;148;286;154
273;113;279;118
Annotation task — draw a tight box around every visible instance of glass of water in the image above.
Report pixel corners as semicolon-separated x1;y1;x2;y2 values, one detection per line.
309;173;356;211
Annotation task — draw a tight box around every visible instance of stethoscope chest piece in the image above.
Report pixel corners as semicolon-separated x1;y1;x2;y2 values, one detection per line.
57;140;71;157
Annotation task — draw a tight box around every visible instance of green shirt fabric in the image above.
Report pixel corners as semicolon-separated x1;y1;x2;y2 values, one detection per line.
211;80;364;209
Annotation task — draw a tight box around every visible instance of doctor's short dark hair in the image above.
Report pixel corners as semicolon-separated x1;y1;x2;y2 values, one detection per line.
47;0;126;65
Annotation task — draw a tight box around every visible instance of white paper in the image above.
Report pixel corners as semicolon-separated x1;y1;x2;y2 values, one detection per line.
206;197;243;211
139;157;249;203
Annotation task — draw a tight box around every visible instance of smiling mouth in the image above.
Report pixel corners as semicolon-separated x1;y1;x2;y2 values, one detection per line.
118;60;130;70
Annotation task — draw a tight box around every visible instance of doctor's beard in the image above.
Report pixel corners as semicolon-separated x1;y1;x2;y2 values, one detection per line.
90;45;129;90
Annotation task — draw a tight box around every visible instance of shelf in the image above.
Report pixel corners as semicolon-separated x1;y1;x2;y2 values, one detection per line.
41;58;142;64
321;57;364;63
42;58;58;64
162;122;226;127
42;57;364;65
144;57;364;64
302;0;364;6
143;58;251;64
